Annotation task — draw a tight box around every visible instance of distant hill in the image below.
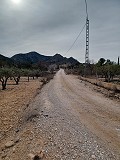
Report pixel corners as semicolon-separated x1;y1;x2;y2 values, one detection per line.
11;51;50;64
11;51;79;65
0;51;79;68
0;54;13;67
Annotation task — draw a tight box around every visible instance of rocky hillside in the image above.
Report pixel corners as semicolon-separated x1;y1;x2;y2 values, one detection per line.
0;51;79;68
11;51;79;65
11;51;50;64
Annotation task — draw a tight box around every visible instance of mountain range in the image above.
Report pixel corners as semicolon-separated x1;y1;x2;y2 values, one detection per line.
0;51;79;67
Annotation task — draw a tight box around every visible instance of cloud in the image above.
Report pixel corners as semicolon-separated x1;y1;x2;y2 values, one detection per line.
0;0;120;62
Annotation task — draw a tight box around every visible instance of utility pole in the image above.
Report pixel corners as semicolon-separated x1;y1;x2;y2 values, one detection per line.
84;0;89;76
85;17;89;64
118;56;119;65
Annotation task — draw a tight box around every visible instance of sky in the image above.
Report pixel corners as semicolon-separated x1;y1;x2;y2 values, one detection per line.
0;0;120;63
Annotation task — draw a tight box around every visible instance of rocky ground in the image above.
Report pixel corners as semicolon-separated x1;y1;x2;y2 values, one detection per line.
0;70;120;160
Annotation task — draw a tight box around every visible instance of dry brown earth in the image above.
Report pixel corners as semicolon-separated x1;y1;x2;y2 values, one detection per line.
0;77;44;158
0;77;42;133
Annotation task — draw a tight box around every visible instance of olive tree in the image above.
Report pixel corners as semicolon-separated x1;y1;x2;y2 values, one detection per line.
21;69;31;82
23;69;41;81
0;68;12;90
12;68;21;85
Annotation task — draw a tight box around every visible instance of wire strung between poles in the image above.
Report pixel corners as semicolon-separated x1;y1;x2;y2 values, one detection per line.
64;23;86;56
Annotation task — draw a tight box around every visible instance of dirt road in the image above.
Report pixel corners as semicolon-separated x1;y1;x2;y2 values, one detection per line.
27;69;120;159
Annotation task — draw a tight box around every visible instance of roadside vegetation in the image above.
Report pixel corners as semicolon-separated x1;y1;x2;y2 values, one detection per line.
65;58;120;93
65;58;120;82
91;58;120;83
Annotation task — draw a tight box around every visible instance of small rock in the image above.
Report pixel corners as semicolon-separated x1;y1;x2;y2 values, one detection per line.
14;138;20;143
79;139;83;143
28;153;35;159
43;114;48;117
2;153;7;158
5;141;14;148
28;153;42;160
39;150;45;159
15;128;19;133
115;94;119;99
91;155;96;159
33;155;41;160
13;147;15;153
30;137;33;140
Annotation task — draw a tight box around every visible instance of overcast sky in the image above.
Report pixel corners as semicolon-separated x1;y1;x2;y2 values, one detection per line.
0;0;120;62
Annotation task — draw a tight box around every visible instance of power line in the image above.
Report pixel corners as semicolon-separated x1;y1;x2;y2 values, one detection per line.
63;0;89;57
64;23;86;56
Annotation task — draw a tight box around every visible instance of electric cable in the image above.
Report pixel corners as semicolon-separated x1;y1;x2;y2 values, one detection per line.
63;0;89;57
64;23;86;56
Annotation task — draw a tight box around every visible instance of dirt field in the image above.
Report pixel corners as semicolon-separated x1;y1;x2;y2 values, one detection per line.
0;77;43;156
0;77;42;131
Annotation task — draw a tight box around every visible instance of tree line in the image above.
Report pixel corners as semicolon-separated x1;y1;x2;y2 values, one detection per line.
0;57;120;90
0;58;53;90
80;58;120;82
0;67;47;90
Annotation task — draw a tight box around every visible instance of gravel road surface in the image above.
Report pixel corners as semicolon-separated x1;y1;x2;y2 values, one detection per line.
28;69;120;160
